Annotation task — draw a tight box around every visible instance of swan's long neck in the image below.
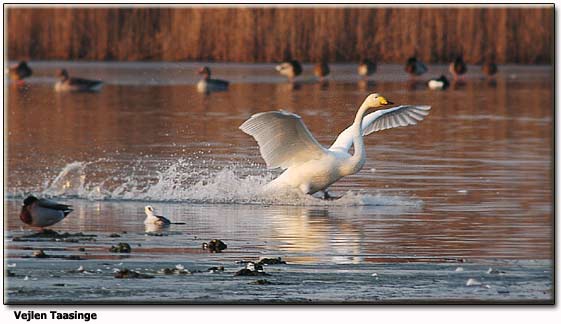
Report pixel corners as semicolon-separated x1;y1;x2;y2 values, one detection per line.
345;102;371;175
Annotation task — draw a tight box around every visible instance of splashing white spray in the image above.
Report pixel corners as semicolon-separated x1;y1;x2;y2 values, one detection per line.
30;159;421;207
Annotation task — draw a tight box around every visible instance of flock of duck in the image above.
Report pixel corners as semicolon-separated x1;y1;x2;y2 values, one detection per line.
8;62;104;92
19;195;181;231
8;55;498;93
273;55;498;91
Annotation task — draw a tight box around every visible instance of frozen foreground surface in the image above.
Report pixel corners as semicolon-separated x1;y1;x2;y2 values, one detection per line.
6;256;553;304
4;199;553;304
5;62;553;303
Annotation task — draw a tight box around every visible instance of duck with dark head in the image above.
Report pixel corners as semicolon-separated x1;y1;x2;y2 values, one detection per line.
276;60;302;82
358;58;377;79
196;66;229;93
405;56;428;78
55;69;103;92
20;195;73;231
449;55;467;80
314;61;330;83
482;52;498;79
9;61;32;81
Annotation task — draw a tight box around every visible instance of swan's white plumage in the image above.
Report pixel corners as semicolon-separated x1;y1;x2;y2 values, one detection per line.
239;111;328;169
240;94;431;195
330;105;431;152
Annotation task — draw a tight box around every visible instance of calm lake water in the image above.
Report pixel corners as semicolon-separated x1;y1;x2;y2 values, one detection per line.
4;62;553;303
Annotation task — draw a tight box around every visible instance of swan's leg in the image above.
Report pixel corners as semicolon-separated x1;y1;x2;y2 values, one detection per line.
321;190;341;201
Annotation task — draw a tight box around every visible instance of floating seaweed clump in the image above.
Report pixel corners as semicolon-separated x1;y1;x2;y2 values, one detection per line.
249;279;273;285
234;262;270;277
13;230;97;242
159;268;191;275
207;266;225;273
256;257;286;266
114;269;154;279
202;239;227;253
109;243;131;253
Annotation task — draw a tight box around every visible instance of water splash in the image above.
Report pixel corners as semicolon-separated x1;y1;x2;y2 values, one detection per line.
42;161;90;197
14;159;421;207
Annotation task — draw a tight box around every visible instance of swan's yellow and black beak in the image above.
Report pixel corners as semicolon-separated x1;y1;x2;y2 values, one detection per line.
379;96;394;105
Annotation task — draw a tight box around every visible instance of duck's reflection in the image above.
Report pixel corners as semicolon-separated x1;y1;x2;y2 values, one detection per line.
317;80;330;91
144;223;170;234
357;79;376;91
405;79;426;91
451;79;467;90
280;81;302;92
486;79;498;88
269;207;363;264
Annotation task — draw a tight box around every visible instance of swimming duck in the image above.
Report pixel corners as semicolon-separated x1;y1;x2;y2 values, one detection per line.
144;206;172;226
275;60;302;81
482;62;498;78
9;61;32;81
405;57;428;77
144;205;186;226
427;75;450;90
19;195;73;229
314;62;330;82
358;59;377;78
449;56;467;80
54;69;103;92
196;66;229;93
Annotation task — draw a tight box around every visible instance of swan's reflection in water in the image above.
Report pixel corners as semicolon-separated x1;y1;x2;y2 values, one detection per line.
267;207;364;264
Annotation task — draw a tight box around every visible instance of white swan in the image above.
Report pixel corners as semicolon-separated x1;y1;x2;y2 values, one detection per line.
239;93;431;198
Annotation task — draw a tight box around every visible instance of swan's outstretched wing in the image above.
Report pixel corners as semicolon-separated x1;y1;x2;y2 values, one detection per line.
240;111;327;169
330;105;431;152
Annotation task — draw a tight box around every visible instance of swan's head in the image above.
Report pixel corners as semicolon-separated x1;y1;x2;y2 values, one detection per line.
145;205;155;215
364;93;393;108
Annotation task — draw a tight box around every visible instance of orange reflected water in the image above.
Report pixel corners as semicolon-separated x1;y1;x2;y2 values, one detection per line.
5;63;553;262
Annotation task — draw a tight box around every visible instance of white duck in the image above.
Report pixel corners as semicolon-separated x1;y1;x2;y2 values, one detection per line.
144;206;172;226
240;93;431;198
428;75;450;90
144;206;186;226
19;195;73;229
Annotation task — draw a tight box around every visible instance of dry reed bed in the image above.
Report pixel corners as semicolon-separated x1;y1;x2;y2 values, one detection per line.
6;7;553;63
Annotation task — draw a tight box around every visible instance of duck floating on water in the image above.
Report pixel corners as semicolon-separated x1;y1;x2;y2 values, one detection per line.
54;69;103;92
196;66;229;93
144;206;185;226
482;62;498;78
449;56;467;80
314;62;330;82
275;60;302;81
8;61;32;81
428;75;450;90
405;56;428;78
19;195;73;230
358;59;377;78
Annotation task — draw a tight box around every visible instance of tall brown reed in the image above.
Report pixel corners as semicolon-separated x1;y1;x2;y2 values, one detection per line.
5;6;553;63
